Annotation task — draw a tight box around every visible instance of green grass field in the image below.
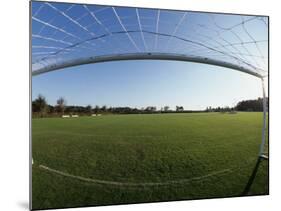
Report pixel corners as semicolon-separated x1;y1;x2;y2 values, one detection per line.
32;112;268;210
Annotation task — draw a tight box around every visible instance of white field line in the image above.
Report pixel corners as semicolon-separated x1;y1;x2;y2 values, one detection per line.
38;164;231;188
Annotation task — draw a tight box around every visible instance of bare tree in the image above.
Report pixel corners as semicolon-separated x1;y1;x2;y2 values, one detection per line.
164;106;169;112
56;97;66;115
33;94;48;117
176;106;184;112
86;104;92;114
93;105;99;114
101;105;107;112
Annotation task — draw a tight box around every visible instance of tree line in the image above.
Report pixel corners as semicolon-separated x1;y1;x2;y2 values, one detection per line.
32;94;268;118
235;97;268;111
205;97;268;112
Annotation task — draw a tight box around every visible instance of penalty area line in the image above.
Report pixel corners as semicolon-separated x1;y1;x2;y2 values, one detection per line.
38;164;232;188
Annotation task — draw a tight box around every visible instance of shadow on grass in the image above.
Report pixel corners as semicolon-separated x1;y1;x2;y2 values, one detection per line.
242;156;267;195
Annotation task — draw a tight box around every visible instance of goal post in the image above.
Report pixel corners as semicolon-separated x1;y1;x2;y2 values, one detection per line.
259;77;268;159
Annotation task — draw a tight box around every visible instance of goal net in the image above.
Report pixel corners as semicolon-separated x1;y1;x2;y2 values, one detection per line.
31;2;268;78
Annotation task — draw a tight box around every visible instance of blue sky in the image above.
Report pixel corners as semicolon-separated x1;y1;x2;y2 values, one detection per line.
31;2;268;110
32;60;264;110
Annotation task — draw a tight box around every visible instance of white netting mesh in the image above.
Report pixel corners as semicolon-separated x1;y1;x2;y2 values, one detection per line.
31;2;268;77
